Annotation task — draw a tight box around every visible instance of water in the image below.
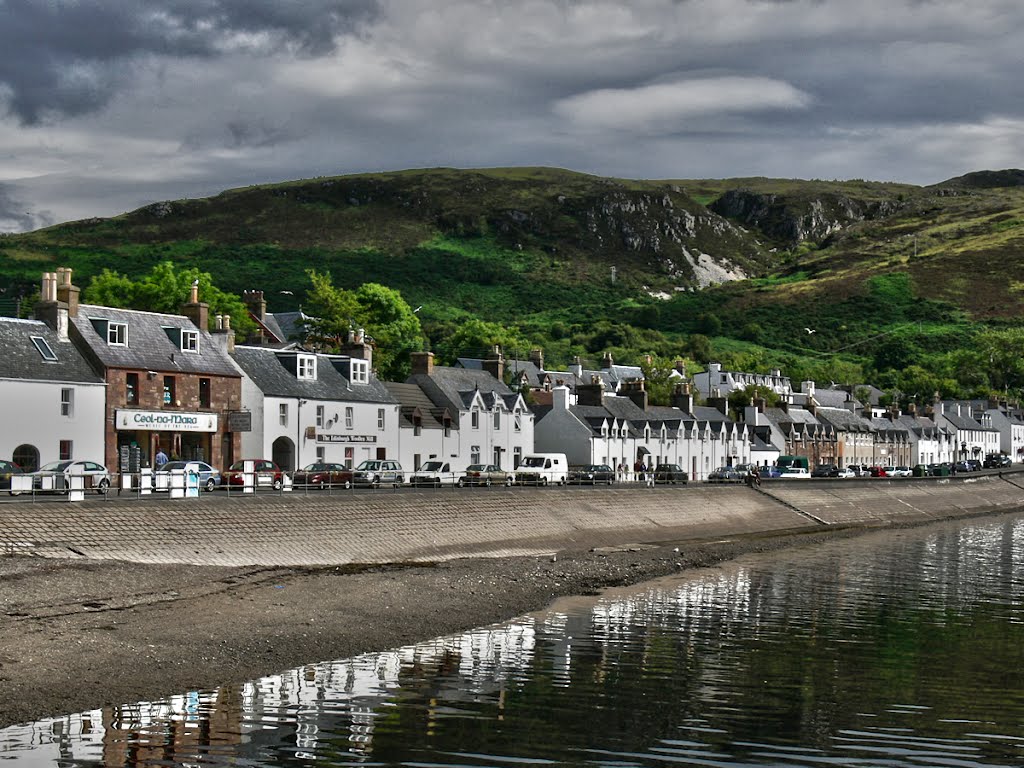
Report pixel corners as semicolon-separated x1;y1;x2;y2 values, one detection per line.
4;513;1024;767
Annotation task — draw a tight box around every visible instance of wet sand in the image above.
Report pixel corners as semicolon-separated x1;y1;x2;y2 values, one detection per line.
0;521;985;729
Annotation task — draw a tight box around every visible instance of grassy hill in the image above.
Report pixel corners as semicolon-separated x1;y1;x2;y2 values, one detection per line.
2;165;1023;397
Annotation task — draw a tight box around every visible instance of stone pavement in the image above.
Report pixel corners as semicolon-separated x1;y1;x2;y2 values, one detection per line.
2;476;1021;567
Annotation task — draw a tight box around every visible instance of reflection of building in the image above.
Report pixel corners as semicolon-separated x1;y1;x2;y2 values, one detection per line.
39;268;241;470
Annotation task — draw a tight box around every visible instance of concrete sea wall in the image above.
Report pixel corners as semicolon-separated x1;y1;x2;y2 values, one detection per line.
3;474;1023;567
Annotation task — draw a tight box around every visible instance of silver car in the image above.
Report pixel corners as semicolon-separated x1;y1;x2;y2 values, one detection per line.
353;459;405;488
31;460;111;493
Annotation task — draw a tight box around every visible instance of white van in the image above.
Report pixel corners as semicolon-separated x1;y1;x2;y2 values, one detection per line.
514;453;568;486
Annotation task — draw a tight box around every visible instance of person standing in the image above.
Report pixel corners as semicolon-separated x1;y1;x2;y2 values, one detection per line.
155;448;169;469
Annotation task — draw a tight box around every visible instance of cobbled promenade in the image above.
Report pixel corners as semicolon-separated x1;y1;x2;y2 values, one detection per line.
3;473;1023;567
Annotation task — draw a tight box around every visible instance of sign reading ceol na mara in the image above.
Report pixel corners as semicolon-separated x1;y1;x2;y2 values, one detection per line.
116;409;219;432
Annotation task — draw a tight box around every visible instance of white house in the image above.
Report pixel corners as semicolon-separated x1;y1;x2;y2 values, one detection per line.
0;317;106;470
405;352;533;471
232;345;400;471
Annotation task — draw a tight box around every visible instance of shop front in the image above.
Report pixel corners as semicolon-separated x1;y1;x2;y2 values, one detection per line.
115;409;220;468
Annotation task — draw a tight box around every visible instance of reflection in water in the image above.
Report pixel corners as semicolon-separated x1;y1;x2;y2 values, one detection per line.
4;513;1024;767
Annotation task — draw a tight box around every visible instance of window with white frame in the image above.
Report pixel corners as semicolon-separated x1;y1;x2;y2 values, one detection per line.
297;355;317;380
279;403;288;427
472;408;479;429
493;410;500;430
350;360;369;384
181;329;199;352
316;446;325;463
60;388;74;417
316;405;325;428
345;407;353;429
108;322;128;346
377;408;385;430
514;410;522;432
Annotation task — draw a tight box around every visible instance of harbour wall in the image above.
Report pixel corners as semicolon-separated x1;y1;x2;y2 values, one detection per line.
3;474;1023;567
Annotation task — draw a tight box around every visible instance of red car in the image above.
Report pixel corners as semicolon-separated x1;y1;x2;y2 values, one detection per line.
293;462;354;489
224;459;284;489
868;466;888;477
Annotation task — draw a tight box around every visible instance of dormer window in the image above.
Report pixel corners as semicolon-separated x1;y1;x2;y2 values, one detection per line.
181;329;199;353
108;322;128;346
297;355;317;380
350;359;368;384
30;336;57;361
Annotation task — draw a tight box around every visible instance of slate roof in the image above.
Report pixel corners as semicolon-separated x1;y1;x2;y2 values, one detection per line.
939;402;998;432
232;346;396;403
382;381;449;429
71;304;239;377
815;406;875;432
0;318;104;384
809;387;854;408
407;366;517;415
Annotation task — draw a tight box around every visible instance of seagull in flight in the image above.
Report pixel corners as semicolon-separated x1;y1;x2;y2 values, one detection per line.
280;290;294;295
413;305;423;313
804;327;816;334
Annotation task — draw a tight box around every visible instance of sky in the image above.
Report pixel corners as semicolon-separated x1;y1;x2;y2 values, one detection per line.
1;0;1023;232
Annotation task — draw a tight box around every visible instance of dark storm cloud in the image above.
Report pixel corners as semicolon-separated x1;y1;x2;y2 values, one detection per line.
0;183;53;231
0;0;378;124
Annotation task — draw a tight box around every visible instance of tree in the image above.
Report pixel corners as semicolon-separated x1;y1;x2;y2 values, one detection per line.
303;270;425;380
83;262;255;337
638;354;689;406
434;317;531;365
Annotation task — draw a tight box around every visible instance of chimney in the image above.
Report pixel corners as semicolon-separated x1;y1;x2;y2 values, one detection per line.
212;313;235;354
707;395;729;416
805;397;817;417
35;271;69;340
671;382;694;413
243;290;267;322
55;267;80;318
907;402;917;417
529;348;544;371
802;380;815;399
569;356;583;379
753;396;766;414
575;377;605;407
623;379;648;410
552;385;570;411
411;351;434;376
338;327;374;368
602;351;614;369
483;345;504;381
779;399;789;414
674;359;686;376
181;281;209;331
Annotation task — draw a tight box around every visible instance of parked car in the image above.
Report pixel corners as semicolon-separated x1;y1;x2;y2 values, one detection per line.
224;459;284;490
868;466;889;478
811;464;838;478
459;464;514;487
409;461;459;487
761;466;784;478
780;467;811;479
31;459;111;493
567;464;616;485
653;463;688;484
709;465;743;481
952;460;974;473
155;460;222;492
293;462;353;489
353;459;404;488
1;459;24;495
890;466;913;478
835;467;857;479
984;453;1012;469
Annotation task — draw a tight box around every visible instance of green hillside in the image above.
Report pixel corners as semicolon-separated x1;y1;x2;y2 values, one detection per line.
2;166;1023;399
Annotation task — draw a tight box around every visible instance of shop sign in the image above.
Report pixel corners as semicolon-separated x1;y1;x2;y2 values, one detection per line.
228;411;252;432
316;434;377;443
116;409;218;433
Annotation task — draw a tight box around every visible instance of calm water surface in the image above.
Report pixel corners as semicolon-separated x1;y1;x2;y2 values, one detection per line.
4;512;1024;767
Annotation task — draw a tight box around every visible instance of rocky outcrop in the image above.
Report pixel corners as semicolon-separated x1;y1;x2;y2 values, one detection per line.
711;189;903;245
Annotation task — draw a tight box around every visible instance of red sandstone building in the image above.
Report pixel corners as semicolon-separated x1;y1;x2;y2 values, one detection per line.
44;269;242;471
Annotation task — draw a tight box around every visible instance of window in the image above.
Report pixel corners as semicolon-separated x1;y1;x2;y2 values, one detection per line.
126;373;139;405
514;410;522;432
472;409;480;429
350;360;369;384
31;336;57;361
494;410;501;430
163;376;175;405
199;378;211;408
316;405;325;428
59;440;73;460
513;446;522;468
344;447;354;468
60;388;74;417
377;408;385;431
297;355;316;380
345;407;353;429
108;322;128;346
181;329;199;353
279;403;288;427
315;446;325;463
